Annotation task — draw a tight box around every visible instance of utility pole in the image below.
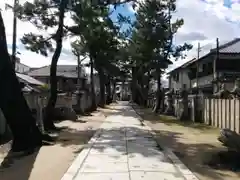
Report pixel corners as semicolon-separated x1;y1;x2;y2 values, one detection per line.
12;0;18;70
77;54;81;87
213;38;219;92
196;42;201;93
5;0;18;70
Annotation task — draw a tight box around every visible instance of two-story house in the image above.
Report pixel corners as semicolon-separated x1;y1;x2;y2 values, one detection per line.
27;65;88;92
168;38;240;94
15;61;31;73
9;55;31;73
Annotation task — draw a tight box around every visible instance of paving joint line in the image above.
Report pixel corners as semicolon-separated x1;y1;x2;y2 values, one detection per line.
61;124;104;180
125;126;132;180
131;103;199;180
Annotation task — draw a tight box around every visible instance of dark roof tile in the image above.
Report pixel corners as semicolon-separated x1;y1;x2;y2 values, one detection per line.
27;65;87;78
168;38;240;74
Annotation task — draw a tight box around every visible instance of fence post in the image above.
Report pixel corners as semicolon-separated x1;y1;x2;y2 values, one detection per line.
225;99;227;128
216;98;219;128
234;98;236;132
37;96;44;133
220;99;223;128
229;99;231;130
209;98;212;125
239;98;240;133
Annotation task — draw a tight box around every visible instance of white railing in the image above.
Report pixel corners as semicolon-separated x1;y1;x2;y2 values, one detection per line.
191;74;213;88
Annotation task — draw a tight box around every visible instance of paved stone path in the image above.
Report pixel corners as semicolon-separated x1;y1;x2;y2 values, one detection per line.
61;102;198;180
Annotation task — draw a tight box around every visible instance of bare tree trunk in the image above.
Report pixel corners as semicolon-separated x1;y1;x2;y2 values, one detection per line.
131;67;137;103
144;71;151;107
105;75;112;104
98;68;106;107
44;0;67;131
90;56;97;111
153;68;161;113
0;12;43;152
111;79;116;102
76;54;83;114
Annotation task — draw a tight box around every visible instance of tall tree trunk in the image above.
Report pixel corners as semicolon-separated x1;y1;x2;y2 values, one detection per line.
144;71;151;107
139;76;145;106
90;56;97;111
76;54;83;114
98;68;106;107
44;0;66;131
131;67;137;103
111;79;116;102
153;68;161;113
0;12;43;152
105;75;112;104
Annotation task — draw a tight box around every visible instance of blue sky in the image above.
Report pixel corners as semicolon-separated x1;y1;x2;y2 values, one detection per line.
1;0;240;70
109;4;135;32
224;0;232;7
109;4;135;21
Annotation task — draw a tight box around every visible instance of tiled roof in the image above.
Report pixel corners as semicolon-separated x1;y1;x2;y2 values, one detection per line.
167;58;196;74
218;38;240;53
168;38;240;74
27;65;87;78
16;73;44;86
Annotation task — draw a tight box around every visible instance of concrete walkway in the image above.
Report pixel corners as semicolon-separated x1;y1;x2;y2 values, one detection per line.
61;102;198;180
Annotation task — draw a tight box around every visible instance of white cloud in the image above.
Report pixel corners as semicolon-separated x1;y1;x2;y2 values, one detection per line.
125;0;240;81
126;0;240;75
166;0;240;72
2;0;240;76
0;0;77;68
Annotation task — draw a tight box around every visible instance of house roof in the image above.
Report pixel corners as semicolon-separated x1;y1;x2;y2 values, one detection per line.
16;73;45;86
211;38;240;53
27;65;87;79
167;38;240;75
167;58;196;74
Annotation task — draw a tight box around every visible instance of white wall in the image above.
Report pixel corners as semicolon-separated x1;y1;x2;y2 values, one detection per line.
191;75;213;88
15;62;30;73
169;69;190;91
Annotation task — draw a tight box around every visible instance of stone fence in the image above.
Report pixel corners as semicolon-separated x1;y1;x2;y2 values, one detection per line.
0;91;98;138
146;93;240;134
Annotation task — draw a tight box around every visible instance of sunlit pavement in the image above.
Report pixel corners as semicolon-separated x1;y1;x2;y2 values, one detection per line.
61;101;198;180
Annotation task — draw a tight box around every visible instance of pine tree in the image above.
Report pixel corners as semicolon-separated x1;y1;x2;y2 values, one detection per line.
128;0;192;111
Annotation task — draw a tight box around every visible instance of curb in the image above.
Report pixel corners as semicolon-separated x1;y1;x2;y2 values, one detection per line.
61;128;103;180
131;105;199;180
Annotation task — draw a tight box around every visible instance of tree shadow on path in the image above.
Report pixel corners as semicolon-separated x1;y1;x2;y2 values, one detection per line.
0;148;39;180
133;104;240;180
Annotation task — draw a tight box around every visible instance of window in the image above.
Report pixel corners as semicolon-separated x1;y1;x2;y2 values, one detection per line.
188;67;197;79
73;79;77;84
198;64;203;72
173;73;179;82
202;64;206;72
207;62;213;74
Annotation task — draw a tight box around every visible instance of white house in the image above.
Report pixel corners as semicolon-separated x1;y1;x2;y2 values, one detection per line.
168;38;240;94
15;62;31;73
10;55;31;73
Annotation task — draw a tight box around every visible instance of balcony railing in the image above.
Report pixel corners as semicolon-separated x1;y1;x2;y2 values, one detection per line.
191;74;213;88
